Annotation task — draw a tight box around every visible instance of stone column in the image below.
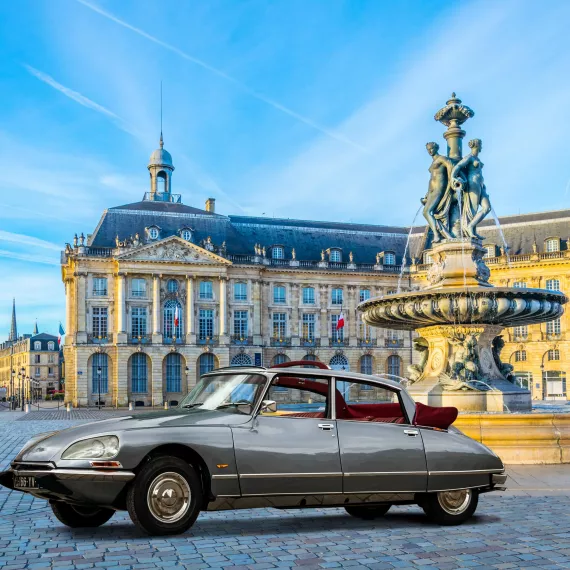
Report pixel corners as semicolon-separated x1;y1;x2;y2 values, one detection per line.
261;281;271;342
253;279;262;345
219;277;228;343
186;276;195;343
152;275;162;343
65;278;73;345
116;273;127;344
319;285;329;340
348;285;357;346
151;353;163;406
291;284;300;347
76;273;87;343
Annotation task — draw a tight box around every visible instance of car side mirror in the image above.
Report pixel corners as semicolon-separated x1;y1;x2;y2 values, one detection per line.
260;400;277;413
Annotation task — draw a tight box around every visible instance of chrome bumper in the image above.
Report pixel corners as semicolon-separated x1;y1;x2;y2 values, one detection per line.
13;468;135;482
492;472;507;491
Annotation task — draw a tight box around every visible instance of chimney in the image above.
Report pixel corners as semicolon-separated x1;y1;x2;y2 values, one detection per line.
205;198;215;213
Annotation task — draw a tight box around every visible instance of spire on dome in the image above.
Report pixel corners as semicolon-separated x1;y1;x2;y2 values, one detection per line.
8;298;17;342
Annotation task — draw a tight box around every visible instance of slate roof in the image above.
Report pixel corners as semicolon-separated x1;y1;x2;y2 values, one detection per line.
86;197;570;264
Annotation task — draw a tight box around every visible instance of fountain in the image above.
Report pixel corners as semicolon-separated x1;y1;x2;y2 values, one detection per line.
358;94;567;412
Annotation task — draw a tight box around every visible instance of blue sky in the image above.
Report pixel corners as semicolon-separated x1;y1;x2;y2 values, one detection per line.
1;0;570;339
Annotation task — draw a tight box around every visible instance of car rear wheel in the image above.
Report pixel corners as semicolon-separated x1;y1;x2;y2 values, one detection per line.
344;504;391;520
420;489;478;525
127;456;202;536
50;501;115;528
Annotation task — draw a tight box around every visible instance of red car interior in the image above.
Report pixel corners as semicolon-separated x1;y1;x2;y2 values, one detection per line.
413;401;458;430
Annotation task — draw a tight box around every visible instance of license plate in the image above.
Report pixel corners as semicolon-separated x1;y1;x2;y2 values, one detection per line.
14;475;39;489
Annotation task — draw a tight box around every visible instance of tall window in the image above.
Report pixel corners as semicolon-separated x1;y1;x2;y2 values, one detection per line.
92;353;108;394
131;353;148;393
384;252;396;265
330;249;341;263
34;341;41;350
199;309;214;339
131;307;147;337
359;289;371;303
167;279;179;293
331;288;343;305
514;350;527;362
548;349;560;361
165;353;182;392
513;282;527;289
132;278;147;297
272;246;285;260
329;354;349;370
331;315;344;341
163;300;183;339
303;354;317;362
546;279;561;291
35;354;40;364
231;354;253;366
272;313;287;339
47;341;54;351
302;313;315;341
273;285;286;304
233;310;248;338
359;323;372;341
387;355;401;377
93;277;107;296
234;282;247;301
92;307;108;338
360;354;373;375
198;353;216;375
35;367;40;377
483;245;495;258
546;319;561;336
512;325;528;339
546;238;560;252
199;281;213;299
302;287;315;304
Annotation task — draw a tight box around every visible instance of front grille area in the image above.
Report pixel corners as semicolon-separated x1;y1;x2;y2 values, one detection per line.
12;462;54;472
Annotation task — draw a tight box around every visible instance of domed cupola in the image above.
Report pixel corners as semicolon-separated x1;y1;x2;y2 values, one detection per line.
148;133;175;200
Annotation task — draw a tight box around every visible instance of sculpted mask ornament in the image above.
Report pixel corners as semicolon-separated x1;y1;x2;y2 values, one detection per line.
407;337;429;383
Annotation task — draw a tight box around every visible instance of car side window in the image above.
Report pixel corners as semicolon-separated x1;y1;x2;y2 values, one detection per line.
335;379;408;424
260;375;330;419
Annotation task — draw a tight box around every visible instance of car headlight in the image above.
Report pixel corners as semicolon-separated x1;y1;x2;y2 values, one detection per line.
61;436;119;460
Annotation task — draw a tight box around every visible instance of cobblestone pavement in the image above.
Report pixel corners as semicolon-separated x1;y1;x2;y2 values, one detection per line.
1;420;570;569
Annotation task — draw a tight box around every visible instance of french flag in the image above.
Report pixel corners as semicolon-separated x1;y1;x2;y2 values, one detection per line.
58;323;65;346
174;305;180;328
336;311;345;330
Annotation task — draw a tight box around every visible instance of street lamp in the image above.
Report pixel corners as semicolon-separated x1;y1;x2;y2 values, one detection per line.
20;367;25;411
10;369;15;410
97;366;102;410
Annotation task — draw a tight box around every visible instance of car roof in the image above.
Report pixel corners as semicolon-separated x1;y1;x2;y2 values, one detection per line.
204;366;405;391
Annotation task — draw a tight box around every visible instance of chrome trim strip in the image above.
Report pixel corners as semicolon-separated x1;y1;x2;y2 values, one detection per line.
212;474;239;480
239;472;343;479
242;491;344;497
344;471;426;477
430;484;491;492
15;469;135;482
428;469;504;476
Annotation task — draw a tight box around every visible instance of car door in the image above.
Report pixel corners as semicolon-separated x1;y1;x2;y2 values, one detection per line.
232;374;343;496
335;378;427;493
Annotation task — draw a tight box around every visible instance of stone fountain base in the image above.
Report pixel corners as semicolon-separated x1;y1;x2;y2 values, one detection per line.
406;324;531;412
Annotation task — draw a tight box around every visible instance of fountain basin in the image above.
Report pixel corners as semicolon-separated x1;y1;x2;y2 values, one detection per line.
359;286;567;330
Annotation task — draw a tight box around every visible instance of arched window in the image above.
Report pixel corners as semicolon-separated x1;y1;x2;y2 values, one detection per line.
514;350;527;362
198;353;216;376
34;341;41;350
360;354;373;375
545;238;560;252
231;354;253;367
165;353;182;392
302;354;317;362
329;249;342;263
387;355;401;377
92;353;109;394
329;354;349;371
272;354;290;366
47;341;54;351
181;229;192;241
164;300;183;339
149;227;159;240
546;279;560;291
167;279;179;293
157;171;167;194
272;246;284;260
131;353;148;393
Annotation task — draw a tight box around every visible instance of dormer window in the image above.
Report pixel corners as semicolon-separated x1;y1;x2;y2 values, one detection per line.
545;238;560;252
34;341;41;350
483;244;496;258
383;252;396;265
148;227;160;240
48;341;54;351
272;246;285;260
424;251;433;264
329;249;342;263
180;228;192;241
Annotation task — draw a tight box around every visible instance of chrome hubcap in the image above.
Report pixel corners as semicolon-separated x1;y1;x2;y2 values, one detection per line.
147;472;191;523
437;489;471;515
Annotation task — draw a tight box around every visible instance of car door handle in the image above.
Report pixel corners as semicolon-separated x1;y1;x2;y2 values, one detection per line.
404;429;419;436
318;423;335;431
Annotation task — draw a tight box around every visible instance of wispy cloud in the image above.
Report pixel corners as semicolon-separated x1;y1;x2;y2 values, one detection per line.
0;250;59;266
75;0;367;152
0;230;61;251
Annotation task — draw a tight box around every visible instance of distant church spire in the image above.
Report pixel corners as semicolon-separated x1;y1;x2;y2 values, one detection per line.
8;298;17;342
33;320;39;335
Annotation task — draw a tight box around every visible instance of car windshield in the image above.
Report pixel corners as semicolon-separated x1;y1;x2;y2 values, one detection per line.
179;373;268;415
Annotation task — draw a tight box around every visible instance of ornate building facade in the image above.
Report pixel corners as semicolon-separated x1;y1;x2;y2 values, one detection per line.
60;139;569;406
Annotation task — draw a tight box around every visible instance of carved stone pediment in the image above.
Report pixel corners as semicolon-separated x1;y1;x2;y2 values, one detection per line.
117;236;231;265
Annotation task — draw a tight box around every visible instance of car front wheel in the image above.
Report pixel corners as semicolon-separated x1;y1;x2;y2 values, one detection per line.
344;504;391;520
420;489;478;525
127;456;202;535
50;501;115;528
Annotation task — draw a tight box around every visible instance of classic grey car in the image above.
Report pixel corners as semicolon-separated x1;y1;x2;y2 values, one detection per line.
0;361;506;535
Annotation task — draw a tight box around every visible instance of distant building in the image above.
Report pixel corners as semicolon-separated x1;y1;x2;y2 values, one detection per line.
60;138;569;406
